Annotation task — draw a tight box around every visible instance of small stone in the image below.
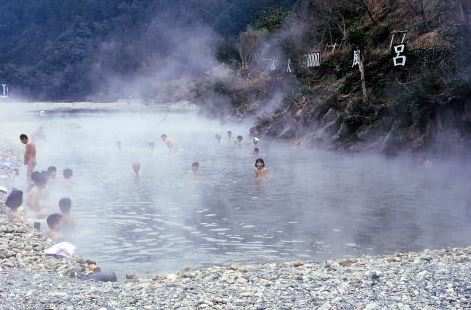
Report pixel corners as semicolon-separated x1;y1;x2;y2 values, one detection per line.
365;303;379;310
339;259;357;267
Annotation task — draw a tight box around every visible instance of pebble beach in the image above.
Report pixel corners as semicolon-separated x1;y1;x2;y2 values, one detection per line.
2;198;471;309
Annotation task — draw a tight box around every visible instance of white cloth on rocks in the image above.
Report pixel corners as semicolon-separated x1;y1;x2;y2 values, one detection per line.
45;242;76;258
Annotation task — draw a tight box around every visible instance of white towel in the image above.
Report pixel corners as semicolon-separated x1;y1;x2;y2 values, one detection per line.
45;242;76;258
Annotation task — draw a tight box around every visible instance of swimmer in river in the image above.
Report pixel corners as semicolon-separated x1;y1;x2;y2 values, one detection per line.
132;162;141;177
46;213;63;241
161;134;175;150
192;162;200;176
215;134;222;144
253;147;260;156
59;197;75;228
26;171;48;218
63;168;73;181
5;189;24;223
255;158;269;178
20;134;37;181
47;166;57;180
236;135;243;145
227;131;233;141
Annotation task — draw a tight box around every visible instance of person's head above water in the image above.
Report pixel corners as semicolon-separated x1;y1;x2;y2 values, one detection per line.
63;168;73;180
227;131;232;138
19;134;29;144
255;158;266;170
6;190;23;211
192;162;200;173
59;198;72;214
237;136;243;143
47;166;57;179
254;147;260;155
161;134;167;141
46;213;63;230
32;171;48;188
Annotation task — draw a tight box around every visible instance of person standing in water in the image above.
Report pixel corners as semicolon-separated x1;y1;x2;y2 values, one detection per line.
227;131;233;141
161;134;175;150
255;158;269;178
20;134;37;181
26;171;48;218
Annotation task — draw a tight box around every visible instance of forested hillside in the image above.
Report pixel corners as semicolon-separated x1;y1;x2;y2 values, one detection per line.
2;0;471;154
198;0;471;154
0;0;295;100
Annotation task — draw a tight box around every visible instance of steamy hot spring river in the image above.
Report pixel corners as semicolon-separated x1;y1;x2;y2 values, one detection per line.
1;102;471;275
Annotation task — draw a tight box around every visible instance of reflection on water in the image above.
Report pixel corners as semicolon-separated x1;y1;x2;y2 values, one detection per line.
1;103;471;274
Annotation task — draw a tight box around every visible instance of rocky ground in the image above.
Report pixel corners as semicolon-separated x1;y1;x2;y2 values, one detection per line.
3;235;471;310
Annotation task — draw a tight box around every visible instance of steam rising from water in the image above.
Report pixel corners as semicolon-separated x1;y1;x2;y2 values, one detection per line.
1;102;471;275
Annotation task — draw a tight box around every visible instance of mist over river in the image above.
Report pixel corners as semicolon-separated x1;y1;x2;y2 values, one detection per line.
1;102;471;275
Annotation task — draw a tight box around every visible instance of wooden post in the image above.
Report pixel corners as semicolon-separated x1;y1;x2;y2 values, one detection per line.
358;58;368;103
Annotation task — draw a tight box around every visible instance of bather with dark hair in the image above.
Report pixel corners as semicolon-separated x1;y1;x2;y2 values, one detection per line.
5;189;24;222
255;158;269;178
59;197;75;228
20;133;37;181
63;168;73;180
192;162;200;175
46;213;63;241
47;166;57;179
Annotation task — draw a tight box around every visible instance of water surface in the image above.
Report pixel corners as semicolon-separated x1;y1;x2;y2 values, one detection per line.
1;102;471;274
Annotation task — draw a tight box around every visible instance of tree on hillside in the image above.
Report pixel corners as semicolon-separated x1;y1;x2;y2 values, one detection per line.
404;0;427;25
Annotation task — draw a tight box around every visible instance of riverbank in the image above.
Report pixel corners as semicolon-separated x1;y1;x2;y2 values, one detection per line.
2;217;471;310
2;197;471;309
1;123;471;309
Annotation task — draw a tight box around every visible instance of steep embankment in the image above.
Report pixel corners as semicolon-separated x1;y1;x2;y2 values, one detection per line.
200;0;471;155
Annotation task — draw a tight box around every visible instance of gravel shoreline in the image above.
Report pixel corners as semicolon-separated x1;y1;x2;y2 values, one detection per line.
2;206;471;310
2;150;471;309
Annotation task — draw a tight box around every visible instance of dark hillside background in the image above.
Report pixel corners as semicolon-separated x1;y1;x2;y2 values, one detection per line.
0;0;296;100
